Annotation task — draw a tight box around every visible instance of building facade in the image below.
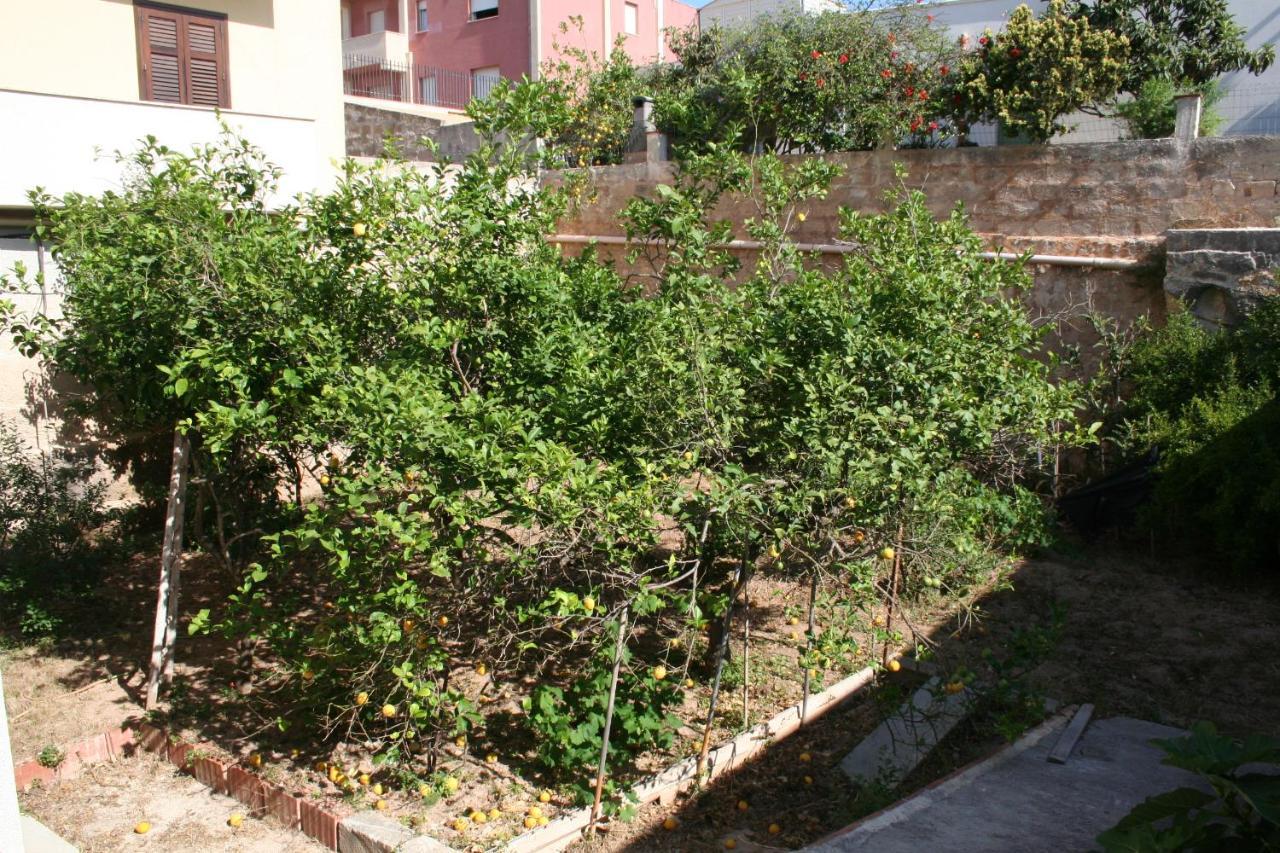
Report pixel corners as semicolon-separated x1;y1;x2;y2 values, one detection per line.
0;0;347;461
340;0;698;111
697;0;842;32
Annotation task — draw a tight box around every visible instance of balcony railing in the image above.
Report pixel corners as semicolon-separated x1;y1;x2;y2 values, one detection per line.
343;53;497;111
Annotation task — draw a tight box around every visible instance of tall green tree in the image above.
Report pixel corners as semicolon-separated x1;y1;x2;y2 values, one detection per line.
1070;0;1275;94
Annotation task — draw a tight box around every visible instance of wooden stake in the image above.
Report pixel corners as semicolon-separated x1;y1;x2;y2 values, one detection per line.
589;606;629;834
697;546;751;781
742;609;750;728
146;428;191;710
881;524;904;668
800;571;818;723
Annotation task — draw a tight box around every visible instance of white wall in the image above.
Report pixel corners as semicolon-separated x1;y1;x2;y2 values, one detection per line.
698;0;842;31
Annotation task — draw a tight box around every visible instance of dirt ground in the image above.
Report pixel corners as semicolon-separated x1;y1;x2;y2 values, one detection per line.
5;546;1279;851
20;749;323;853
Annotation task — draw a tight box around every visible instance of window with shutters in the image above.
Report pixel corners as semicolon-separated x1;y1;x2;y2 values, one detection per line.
135;3;230;108
469;0;498;21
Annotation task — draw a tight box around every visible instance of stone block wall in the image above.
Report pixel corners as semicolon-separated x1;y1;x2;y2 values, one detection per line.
549;137;1280;364
344;101;483;163
1165;228;1280;328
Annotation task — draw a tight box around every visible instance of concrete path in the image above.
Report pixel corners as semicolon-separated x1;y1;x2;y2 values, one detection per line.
808;714;1204;853
21;815;78;853
840;677;971;787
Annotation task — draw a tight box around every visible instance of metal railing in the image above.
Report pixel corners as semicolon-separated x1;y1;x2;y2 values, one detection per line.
343;53;495;111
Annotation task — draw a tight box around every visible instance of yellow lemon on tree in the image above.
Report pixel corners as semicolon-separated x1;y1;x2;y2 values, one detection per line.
134;821;152;835
684;678;695;688
888;659;902;673
582;596;595;612
878;546;896;561
437;615;449;628
769;823;782;835
352;222;367;237
228;814;244;828
652;665;667;681
485;753;497;764
454;735;467;748
319;474;330;487
736;799;748;811
475;663;487;676
381;704;397;718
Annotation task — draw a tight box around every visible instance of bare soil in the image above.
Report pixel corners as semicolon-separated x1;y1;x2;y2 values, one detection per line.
19;749;323;852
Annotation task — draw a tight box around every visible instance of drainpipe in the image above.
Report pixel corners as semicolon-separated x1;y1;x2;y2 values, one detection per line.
530;0;542;79
656;0;664;61
603;0;612;55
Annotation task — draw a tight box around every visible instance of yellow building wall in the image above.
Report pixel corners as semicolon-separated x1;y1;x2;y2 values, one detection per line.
0;0;345;169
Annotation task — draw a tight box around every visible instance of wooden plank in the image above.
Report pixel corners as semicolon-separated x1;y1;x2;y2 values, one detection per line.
1047;703;1094;765
146;428;190;709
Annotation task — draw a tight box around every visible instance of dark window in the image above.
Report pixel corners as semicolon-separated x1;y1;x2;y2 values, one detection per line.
470;0;498;21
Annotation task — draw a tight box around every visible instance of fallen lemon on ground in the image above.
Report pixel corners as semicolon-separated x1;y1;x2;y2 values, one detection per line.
475;663;487;676
375;799;388;811
769;823;781;835
133;822;151;834
662;816;679;830
485;753;497;764
402;618;415;632
442;776;460;793
248;752;263;768
418;783;431;796
228;814;244;828
582;596;595;612
724;839;738;850
788;616;799;625
488;808;501;820
539;790;552;803
887;659;902;673
878;546;896;561
524;816;538;829
799;752;811;762
358;773;371;786
736;799;749;811
372;782;384;795
684;678;695;688
381;704;397;718
538;816;549;826
452;818;469;832
470;810;487;824
528;806;543;819
437;615;449;628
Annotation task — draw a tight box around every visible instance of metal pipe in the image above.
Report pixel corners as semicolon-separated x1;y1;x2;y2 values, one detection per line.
549;234;1148;270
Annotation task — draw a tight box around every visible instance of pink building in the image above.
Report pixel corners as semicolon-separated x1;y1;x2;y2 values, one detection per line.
341;0;697;109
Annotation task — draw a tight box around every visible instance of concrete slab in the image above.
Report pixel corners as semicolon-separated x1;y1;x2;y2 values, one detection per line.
20;815;78;853
810;716;1205;853
840;677;971;787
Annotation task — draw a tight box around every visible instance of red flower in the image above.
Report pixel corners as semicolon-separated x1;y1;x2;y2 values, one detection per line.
891;51;900;59
799;71;808;80
979;35;988;46
887;32;896;43
905;86;915;97
811;49;822;59
918;89;928;100
839;53;849;64
816;77;826;88
928;121;938;131
910;117;923;131
880;68;893;78
939;64;949;75
927;13;935;22
1009;47;1022;57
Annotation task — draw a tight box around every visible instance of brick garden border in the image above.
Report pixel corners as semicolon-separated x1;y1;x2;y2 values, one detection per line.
10;664;879;852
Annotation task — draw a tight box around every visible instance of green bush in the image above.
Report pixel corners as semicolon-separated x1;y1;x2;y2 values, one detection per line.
1115;77;1223;139
0;422;112;636
1117;304;1280;572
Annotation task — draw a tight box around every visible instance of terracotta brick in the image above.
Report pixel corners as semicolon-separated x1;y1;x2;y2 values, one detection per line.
267;785;302;830
107;726;136;759
134;723;168;753
191;756;228;794
226;766;267;813
167;740;193;768
14;761;56;791
299;798;340;850
69;733;111;766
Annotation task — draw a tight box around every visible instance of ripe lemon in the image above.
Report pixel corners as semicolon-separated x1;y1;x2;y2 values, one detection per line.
488;808;501;820
853;530;866;544
418;783;431;797
768;545;781;559
582;596;596;612
872;614;886;627
945;681;964;695
788;616;799;626
375;799;388;811
402;619;415;632
134;821;152;834
843;496;856;508
887;659;902;673
799;752;811;763
796;211;807;222
352;222;368;237
454;735;467;748
442;776;460;793
538;816;548;826
358;773;371;786
769;823;782;834
682;451;694;462
485;753;497;764
248;753;263;768
662;816;679;830
803;775;813;785
668;637;683;650
372;782;384;795
475;663;488;676
878;546;896;561
684;678;695;689
437;615;449;628
355;692;369;706
453;818;469;832
228;814;244;828
725;839;738;850
524;816;538;829
381;704;397;718
736;799;748;811
539;790;552;803
301;670;314;682
528;806;543;819
470;811;487;824
652;665;668;681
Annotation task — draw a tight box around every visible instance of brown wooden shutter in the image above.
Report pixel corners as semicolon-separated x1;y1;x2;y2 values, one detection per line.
136;3;230;108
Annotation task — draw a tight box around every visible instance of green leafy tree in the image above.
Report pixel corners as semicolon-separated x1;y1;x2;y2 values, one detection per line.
949;0;1129;142
1070;0;1275;96
1114;76;1223;138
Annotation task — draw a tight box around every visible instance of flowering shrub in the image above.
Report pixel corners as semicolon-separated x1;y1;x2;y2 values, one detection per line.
947;0;1128;143
651;9;957;153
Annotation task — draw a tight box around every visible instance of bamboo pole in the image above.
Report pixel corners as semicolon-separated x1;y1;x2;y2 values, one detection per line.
881;525;904;668
146;429;191;709
800;571;818;723
697;546;752;781
589;606;629;834
742;609;750;728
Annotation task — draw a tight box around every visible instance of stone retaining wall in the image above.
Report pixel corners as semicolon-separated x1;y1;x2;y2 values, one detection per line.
1165;228;1280;328
345;101;482;163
